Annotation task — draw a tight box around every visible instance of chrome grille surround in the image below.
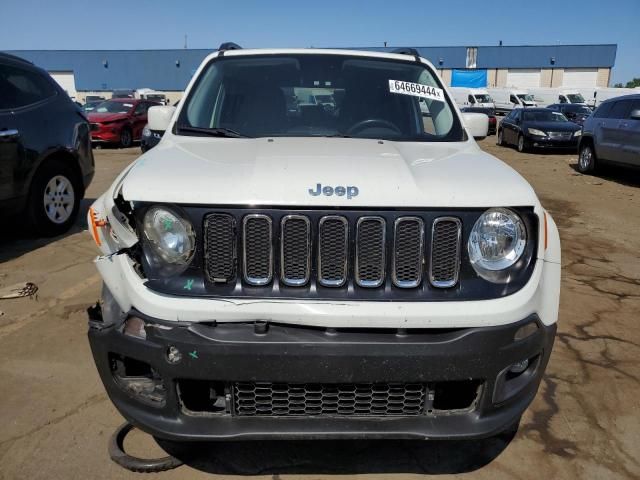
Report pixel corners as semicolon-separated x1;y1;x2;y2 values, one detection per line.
355;216;386;288
429;217;462;288
392;217;425;288
242;214;273;286
203;213;236;283
280;215;312;286
317;215;349;287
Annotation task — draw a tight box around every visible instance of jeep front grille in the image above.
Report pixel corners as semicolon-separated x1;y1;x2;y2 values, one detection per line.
233;382;426;416
204;213;236;283
429;217;462;288
203;211;464;291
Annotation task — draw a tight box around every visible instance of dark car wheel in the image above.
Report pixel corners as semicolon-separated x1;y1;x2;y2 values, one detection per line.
120;128;133;148
497;129;505;146
517;134;527;153
26;159;81;237
578;143;597;173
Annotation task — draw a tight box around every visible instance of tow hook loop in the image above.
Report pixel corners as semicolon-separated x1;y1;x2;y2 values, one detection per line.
109;422;183;473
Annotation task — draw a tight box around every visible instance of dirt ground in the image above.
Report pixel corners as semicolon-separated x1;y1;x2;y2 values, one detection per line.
1;139;639;479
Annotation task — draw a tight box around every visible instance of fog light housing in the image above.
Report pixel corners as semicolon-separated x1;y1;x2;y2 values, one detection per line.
509;359;529;374
110;354;166;406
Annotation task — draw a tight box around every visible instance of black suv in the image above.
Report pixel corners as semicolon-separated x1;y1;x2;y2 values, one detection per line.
0;53;94;236
578;94;640;173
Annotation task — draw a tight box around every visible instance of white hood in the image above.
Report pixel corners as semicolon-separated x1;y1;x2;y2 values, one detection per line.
121;136;539;208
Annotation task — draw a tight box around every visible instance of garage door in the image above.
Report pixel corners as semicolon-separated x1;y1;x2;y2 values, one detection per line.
49;71;77;99
506;69;541;88
563;68;599;88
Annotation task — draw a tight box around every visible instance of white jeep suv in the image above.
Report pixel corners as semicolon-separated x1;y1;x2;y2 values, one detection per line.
87;44;561;442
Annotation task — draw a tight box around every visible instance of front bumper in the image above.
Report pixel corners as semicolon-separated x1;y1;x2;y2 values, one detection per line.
529;136;579;149
91;126;121;143
88;289;556;442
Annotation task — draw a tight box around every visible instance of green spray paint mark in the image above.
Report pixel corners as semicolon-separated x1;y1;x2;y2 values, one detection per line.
184;279;194;290
162;218;174;231
189;350;198;359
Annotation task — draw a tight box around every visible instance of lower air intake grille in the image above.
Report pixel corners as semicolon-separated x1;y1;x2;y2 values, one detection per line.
204;213;236;283
429;217;462;288
234;382;426;416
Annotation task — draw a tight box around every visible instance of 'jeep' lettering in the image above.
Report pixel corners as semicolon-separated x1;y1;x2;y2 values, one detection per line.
308;183;359;199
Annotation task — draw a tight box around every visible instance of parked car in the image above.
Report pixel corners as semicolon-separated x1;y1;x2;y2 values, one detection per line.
528;88;586;107
451;87;495;109
461;106;497;135
88;99;159;147
578;94;640;173
547;103;592;126
81;100;102;114
488;88;537;114
498;108;582;152
87;44;560;446
0;52;94;236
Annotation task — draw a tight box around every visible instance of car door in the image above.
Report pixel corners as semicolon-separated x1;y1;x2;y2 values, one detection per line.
0;62;57;203
501;110;518;144
601;100;632;162
132;102;150;140
618;99;640;166
592;101;616;161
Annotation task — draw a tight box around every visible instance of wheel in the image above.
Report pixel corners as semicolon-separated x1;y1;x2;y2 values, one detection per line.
26;159;81;237
119;128;133;148
517;134;527;153
578;142;597;173
497;129;505;146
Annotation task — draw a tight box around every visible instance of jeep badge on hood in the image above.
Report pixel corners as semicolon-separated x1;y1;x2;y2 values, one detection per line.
309;183;359;199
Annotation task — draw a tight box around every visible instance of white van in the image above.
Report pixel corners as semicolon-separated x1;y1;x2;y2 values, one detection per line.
577;87;636;108
488;88;537;114
135;88;168;105
450;87;495;109
528;88;586;107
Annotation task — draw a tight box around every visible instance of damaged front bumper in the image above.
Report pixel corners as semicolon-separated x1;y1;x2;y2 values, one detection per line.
88;287;556;442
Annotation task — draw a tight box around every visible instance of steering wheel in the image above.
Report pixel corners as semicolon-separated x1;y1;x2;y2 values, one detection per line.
346;118;401;136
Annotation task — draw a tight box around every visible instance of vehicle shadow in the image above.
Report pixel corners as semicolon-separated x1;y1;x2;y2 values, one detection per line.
156;429;517;476
569;162;640;187
0;197;94;264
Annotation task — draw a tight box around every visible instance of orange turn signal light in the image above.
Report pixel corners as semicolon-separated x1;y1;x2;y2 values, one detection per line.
89;207;108;247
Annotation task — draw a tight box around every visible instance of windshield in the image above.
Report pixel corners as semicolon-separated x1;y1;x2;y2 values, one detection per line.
517;94;535;102
567;93;585;103
94;100;133;114
474;94;493;103
523;111;568;122
178;54;464;141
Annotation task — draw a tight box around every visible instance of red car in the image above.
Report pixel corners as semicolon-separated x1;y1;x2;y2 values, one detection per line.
88;99;159;147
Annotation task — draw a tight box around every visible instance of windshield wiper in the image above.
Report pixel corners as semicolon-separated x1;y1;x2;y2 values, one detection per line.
177;125;250;138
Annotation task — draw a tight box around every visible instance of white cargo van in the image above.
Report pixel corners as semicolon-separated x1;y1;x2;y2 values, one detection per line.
135;88;168;105
450;87;495;109
488;88;537;114
577;87;636;108
528;88;586;107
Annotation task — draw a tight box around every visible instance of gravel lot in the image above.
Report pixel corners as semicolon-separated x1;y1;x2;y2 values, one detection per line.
1;140;639;479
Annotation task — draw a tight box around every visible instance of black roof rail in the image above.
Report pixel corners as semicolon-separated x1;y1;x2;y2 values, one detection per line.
0;51;34;65
218;42;242;56
391;47;420;57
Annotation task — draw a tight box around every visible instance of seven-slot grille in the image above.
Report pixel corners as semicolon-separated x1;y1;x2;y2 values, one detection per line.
234;382;426;416
548;131;573;140
203;212;462;289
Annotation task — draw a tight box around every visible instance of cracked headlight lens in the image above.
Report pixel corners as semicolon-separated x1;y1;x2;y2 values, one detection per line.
143;206;195;270
468;208;526;273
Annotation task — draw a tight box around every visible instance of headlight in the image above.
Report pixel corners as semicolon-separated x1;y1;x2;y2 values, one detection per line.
573;130;582;137
142;125;151;137
528;128;546;136
468;208;527;275
142;206;195;276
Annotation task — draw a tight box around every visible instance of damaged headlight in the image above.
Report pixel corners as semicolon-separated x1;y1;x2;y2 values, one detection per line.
142;206;195;276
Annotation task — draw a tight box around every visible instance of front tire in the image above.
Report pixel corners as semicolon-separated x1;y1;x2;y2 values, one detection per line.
497;129;505;146
120;128;133;148
26;159;81;237
578;142;597;173
517;134;527;153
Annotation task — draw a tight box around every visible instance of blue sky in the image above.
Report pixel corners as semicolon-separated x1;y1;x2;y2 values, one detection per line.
1;0;638;84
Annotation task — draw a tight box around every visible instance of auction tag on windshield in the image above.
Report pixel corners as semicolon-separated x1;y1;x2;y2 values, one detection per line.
389;80;444;102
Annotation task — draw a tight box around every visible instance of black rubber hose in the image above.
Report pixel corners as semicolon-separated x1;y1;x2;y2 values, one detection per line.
109;422;183;473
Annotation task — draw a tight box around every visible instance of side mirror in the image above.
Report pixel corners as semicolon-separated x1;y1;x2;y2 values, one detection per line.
630;109;640;120
462;112;489;140
147;105;176;132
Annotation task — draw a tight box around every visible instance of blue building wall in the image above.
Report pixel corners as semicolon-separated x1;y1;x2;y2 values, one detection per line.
3;44;617;91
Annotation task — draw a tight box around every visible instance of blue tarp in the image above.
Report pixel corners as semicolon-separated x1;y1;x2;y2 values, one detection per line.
451;69;487;88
